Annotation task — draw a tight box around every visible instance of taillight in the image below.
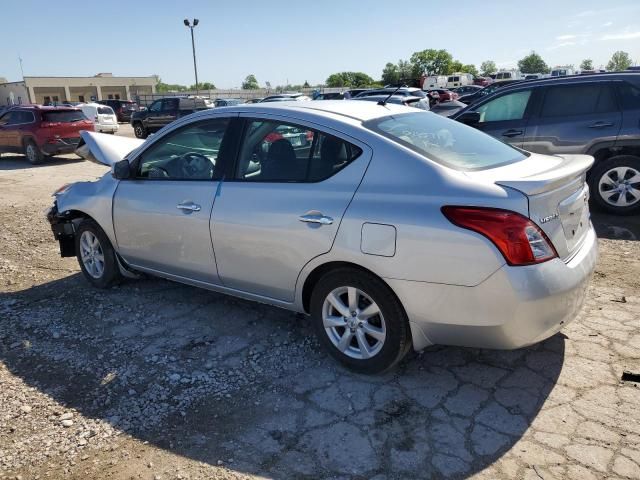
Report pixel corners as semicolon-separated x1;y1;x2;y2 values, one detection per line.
441;206;557;266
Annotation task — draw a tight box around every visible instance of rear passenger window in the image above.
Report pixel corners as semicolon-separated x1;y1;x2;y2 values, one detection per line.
235;120;362;182
541;84;617;117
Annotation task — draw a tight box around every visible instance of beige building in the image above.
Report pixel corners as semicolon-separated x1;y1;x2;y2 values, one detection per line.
0;73;157;105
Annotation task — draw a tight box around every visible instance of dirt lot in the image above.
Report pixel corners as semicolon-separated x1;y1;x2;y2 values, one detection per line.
1;145;639;480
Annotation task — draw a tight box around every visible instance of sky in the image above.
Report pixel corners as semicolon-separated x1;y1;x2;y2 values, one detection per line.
1;0;639;88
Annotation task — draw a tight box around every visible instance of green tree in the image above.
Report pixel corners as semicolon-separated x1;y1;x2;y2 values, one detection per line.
580;59;594;71
479;60;496;76
325;72;375;88
242;74;259;90
461;64;479;77
607;51;632;71
156;82;188;92
189;82;216;91
409;49;453;76
381;62;400;85
518;51;549;74
397;60;413;82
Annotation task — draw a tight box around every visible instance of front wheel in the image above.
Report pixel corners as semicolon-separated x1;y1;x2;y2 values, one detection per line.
133;122;148;139
589;155;640;215
310;268;411;374
75;219;122;288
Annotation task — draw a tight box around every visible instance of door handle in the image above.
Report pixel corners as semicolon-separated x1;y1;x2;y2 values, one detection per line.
587;121;614;129
177;202;201;212
501;129;523;137
299;213;333;225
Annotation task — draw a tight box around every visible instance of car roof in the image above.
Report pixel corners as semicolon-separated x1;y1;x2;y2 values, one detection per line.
495;71;640;94
10;105;80;111
202;99;415;122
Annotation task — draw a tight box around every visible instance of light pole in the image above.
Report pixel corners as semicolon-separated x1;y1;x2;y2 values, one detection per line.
183;18;200;96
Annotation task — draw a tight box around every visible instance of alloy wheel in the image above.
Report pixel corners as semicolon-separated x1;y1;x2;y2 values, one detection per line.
79;231;105;279
321;286;386;360
598;166;640;208
26;144;37;163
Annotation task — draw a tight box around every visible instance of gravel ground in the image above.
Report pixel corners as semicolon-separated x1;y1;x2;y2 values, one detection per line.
0;147;639;480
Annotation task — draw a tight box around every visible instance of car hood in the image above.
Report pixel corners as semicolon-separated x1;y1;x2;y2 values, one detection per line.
75;131;145;166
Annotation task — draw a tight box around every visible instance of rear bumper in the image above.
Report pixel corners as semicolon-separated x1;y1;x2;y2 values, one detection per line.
96;123;118;133
389;224;598;351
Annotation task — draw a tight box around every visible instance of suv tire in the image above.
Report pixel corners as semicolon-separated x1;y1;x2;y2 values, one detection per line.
589;155;640;215
133;122;148;139
24;139;43;165
75;219;122;288
310;268;411;374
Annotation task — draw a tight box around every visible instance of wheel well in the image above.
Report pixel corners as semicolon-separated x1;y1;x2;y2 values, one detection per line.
301;261;396;314
591;145;640;163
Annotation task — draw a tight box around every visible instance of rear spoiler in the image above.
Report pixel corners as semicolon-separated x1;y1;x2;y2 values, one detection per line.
496;154;594;196
75;130;145;167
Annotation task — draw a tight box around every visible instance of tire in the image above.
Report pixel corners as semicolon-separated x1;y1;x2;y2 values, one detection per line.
310;268;411;374
589;155;640;215
75;219;122;288
23;139;43;165
133;122;148;139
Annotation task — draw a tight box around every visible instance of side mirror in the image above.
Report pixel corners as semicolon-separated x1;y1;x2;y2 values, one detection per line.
457;111;481;125
112;159;131;179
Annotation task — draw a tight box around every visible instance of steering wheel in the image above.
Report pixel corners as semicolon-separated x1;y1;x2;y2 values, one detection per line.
179;152;213;179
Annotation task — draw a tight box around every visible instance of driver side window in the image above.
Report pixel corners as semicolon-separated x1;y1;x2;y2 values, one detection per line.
136;118;230;180
149;101;162;113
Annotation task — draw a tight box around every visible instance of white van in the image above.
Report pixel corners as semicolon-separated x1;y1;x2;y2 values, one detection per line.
422;75;448;89
445;73;473;89
495;70;522;81
79;103;118;134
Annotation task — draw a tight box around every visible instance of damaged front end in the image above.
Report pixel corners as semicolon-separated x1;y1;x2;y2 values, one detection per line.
46;201;77;257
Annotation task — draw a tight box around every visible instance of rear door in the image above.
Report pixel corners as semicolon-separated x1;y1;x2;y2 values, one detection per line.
113;116;234;283
522;81;622;155
615;80;640;146
210;115;371;302
470;87;536;147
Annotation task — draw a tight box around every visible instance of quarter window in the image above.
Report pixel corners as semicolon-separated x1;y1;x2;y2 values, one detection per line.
235;120;362;182
541;83;617;117
136;119;229;180
619;82;640;110
475;90;532;123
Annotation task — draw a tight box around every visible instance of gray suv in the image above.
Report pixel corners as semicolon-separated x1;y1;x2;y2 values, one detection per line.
453;73;640;215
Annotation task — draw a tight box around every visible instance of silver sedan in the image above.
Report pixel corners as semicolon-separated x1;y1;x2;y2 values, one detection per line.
48;101;597;373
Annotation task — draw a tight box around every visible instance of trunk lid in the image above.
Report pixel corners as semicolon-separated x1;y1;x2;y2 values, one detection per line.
75;130;145;167
466;152;594;260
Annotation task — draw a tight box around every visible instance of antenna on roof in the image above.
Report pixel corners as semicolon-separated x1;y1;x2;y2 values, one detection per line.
378;82;403;106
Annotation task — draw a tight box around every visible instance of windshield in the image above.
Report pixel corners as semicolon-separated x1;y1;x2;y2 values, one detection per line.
42;110;86;123
364;112;527;171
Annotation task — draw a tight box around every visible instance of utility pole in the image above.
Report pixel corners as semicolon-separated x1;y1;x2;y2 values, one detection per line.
183;18;200;96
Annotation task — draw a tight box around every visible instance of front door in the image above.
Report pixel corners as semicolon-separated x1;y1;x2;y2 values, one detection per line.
522;81;622;155
113;117;232;283
211;116;371;302
471;88;535;148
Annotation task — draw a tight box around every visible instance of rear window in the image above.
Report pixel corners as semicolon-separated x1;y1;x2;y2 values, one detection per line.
97;106;114;115
42;110;86;122
364;112;527;171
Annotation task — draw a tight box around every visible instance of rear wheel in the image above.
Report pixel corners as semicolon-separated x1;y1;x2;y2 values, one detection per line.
133;122;148;139
310;268;411;374
589;155;640;215
23;139;43;165
75;219;122;288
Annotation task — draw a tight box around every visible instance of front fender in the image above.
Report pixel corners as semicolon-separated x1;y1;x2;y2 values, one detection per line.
55;172;119;248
